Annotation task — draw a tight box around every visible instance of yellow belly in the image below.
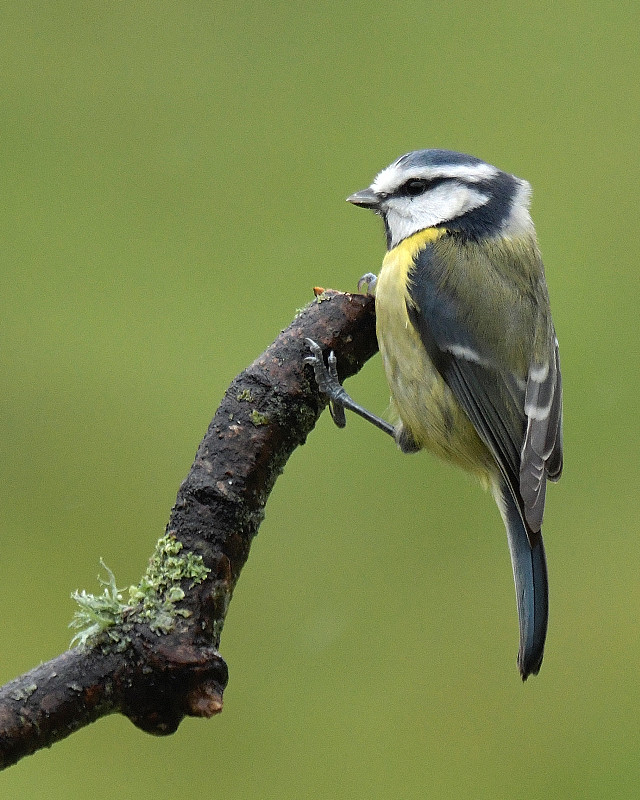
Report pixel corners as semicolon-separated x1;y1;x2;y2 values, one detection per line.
375;229;495;480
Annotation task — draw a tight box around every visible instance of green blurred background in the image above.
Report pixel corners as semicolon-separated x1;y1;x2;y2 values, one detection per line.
1;2;639;797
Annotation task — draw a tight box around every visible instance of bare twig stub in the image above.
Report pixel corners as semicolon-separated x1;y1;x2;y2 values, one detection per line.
0;290;377;770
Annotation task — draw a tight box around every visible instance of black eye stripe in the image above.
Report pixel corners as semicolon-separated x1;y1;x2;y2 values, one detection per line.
399;176;448;197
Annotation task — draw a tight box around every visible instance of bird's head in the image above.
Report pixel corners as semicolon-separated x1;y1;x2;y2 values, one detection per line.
347;149;533;248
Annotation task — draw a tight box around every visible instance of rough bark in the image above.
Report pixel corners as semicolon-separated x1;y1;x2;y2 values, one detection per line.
0;290;377;770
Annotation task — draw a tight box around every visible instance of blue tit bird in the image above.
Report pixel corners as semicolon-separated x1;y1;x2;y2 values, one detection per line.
306;149;562;680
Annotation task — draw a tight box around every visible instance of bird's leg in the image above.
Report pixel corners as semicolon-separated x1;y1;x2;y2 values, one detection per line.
304;338;396;439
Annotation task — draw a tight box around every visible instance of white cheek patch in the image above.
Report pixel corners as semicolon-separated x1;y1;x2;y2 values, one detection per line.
384;183;489;247
502;178;534;237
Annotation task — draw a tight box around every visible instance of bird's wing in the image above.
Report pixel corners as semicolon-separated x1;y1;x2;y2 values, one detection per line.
519;338;563;530
406;240;562;536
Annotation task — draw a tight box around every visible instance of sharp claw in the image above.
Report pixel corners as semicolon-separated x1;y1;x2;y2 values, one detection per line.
357;272;378;294
329;401;347;428
305;337;322;356
328;350;339;379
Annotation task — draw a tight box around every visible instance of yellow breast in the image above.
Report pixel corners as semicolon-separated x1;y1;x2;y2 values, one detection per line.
375;228;495;479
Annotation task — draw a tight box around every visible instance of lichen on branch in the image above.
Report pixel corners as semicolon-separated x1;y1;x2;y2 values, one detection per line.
0;290;378;770
70;533;210;649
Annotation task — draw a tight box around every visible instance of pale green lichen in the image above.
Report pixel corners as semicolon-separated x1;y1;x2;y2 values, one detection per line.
69;560;127;649
10;683;38;702
129;532;209;634
250;409;270;426
236;388;254;402
69;534;209;650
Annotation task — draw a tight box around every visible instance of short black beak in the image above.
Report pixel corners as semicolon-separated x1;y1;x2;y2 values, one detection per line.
346;188;379;209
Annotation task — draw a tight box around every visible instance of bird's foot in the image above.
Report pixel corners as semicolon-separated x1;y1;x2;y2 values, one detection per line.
304;338;347;428
357;272;378;294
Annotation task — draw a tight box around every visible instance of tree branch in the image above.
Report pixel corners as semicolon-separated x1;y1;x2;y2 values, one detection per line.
0;289;377;770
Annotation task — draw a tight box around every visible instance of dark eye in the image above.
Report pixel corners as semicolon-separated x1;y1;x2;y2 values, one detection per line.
403;178;430;197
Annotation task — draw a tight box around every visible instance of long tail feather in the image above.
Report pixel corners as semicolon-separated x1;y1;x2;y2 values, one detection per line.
496;483;548;680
